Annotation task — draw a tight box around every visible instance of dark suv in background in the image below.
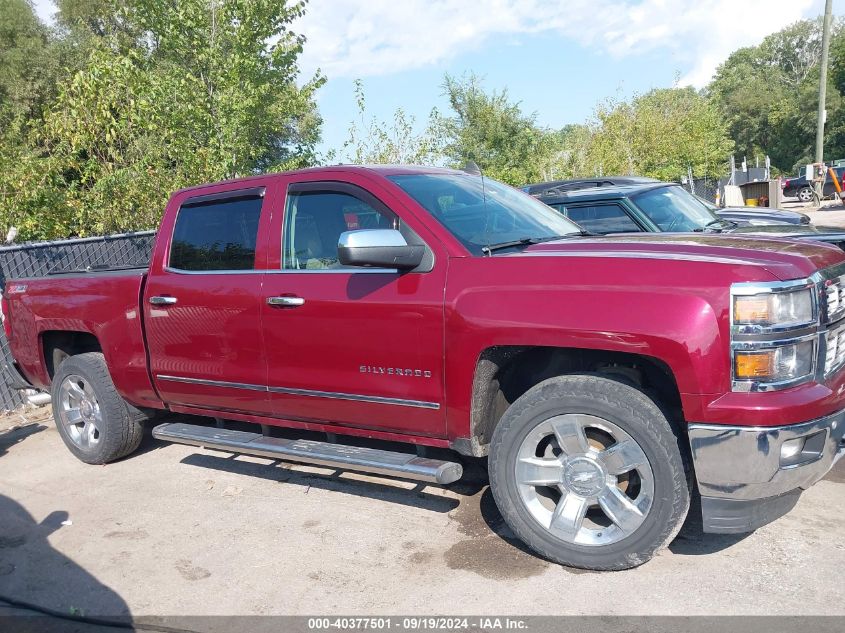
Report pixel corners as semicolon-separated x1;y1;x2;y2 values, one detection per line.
534;181;845;250
782;167;845;202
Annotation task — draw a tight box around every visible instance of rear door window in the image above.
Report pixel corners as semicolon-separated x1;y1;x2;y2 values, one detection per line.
169;194;263;271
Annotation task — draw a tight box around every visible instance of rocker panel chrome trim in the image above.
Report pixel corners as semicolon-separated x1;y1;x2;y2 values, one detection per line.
155;374;441;410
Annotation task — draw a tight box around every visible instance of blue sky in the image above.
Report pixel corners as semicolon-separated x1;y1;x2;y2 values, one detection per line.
33;0;840;158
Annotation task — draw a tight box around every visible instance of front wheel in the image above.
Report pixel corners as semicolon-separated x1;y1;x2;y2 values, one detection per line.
489;374;690;570
51;352;145;464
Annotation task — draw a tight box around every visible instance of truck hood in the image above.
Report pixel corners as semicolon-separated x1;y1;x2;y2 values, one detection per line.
520;233;845;280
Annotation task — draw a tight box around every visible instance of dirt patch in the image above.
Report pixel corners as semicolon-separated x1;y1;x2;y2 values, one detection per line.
0;405;52;432
105;528;149;541
443;487;549;580
0;535;27;549
175;559;211;581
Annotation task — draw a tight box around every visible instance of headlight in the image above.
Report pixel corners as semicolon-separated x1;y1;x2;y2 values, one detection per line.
731;281;820;392
733;287;814;330
733;339;816;385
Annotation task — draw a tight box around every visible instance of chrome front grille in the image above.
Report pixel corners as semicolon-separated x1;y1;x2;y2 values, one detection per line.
826;322;845;375
825;276;845;323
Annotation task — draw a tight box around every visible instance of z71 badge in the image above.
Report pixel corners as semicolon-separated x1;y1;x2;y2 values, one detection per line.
360;365;432;378
6;284;27;294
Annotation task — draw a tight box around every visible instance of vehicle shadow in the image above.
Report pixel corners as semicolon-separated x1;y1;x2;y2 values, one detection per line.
180;451;476;513
0;423;46;458
0;494;132;629
667;496;750;556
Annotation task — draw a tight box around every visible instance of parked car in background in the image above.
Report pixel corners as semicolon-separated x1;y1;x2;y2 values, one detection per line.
782;167;845;202
537;182;845;250
525;177;812;225
695;196;811;226
4;165;845;571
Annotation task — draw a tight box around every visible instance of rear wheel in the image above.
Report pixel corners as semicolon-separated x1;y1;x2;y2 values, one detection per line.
51;352;144;464
489;374;690;570
797;186;814;202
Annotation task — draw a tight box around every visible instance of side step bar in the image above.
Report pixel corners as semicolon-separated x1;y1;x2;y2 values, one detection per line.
152;422;463;485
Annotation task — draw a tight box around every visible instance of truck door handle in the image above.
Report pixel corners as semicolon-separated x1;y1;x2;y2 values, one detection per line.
149;296;178;306
267;296;305;307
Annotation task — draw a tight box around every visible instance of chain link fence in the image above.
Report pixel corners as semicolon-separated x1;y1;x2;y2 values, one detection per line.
0;231;156;411
678;176;720;204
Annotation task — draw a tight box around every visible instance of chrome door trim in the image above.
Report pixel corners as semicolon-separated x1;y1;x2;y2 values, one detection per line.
155;375;440;410
157;375;266;392
266;385;440;409
163;267;400;276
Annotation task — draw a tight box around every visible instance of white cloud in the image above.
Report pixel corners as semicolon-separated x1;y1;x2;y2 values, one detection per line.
295;0;820;86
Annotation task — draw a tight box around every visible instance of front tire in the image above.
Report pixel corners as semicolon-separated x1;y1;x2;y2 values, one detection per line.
489;374;690;571
51;352;144;464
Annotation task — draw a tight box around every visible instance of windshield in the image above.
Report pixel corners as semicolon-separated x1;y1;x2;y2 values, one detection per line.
632;185;717;231
388;173;581;254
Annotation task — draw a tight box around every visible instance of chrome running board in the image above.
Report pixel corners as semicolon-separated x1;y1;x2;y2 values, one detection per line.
152;422;463;485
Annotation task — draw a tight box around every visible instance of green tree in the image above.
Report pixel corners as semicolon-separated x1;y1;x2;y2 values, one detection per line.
587;87;733;180
435;73;557;185
0;0;57;121
709;17;845;172
0;0;325;239
338;79;443;165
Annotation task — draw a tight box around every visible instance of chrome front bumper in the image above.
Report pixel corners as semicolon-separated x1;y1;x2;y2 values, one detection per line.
688;409;845;533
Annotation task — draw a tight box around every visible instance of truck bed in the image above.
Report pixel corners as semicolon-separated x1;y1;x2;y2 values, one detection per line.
4;268;162;409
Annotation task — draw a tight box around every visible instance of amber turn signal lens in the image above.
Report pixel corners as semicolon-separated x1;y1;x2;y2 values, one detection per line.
734;351;776;379
733;296;771;324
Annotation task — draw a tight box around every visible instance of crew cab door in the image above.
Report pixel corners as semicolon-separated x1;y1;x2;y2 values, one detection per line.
143;182;275;416
260;174;447;437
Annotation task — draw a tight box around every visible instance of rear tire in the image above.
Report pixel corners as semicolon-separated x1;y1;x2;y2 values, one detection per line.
50;352;145;464
797;186;814;203
488;374;690;571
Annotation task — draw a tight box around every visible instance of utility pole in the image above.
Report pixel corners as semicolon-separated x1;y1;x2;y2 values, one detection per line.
815;0;834;201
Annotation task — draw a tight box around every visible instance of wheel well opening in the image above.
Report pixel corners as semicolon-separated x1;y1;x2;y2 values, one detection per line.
468;346;684;455
42;331;102;380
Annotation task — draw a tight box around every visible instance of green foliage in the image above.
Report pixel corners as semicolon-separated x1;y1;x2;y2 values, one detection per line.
709;17;845;172
435;73;557;185
337;79;443;165
0;0;57;121
0;0;323;240
588;87;734;180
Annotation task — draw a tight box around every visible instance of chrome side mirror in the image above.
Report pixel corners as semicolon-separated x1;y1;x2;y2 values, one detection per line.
337;229;424;270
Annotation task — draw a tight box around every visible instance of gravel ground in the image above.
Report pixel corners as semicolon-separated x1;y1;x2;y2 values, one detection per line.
0;410;843;619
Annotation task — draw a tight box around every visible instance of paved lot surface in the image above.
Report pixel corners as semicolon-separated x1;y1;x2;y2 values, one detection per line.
785;198;845;227
0;409;843;618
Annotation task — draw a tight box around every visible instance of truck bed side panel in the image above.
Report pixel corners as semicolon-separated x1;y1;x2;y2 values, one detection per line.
6;270;163;409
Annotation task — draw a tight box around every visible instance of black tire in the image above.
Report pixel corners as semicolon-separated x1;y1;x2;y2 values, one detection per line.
489;374;690;571
797;186;814;203
50;352;145;464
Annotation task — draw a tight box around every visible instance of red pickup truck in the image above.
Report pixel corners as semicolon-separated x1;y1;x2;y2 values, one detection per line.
3;165;845;570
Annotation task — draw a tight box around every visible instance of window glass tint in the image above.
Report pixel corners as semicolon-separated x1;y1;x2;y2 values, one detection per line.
563;204;641;234
632;185;714;232
283;190;396;270
389;174;578;254
169;196;262;271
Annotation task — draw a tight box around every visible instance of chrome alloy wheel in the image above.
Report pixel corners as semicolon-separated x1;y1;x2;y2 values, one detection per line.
515;414;654;547
798;187;814;202
58;374;102;450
